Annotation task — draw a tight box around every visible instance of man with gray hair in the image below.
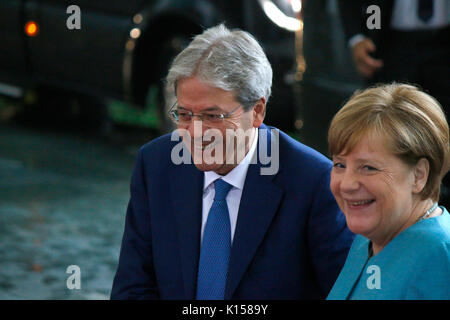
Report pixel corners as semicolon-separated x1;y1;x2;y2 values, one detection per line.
111;24;353;300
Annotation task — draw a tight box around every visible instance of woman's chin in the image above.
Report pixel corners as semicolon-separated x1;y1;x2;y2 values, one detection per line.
346;216;376;237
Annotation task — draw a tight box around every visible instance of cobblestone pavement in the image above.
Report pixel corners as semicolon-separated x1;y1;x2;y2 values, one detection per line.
0;123;153;299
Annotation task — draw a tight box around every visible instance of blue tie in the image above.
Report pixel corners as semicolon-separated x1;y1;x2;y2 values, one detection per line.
196;179;233;300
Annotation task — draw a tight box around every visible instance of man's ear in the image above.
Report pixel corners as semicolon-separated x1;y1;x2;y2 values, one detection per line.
413;158;430;194
252;97;266;128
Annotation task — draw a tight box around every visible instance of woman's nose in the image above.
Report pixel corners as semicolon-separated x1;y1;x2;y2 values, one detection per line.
340;170;360;192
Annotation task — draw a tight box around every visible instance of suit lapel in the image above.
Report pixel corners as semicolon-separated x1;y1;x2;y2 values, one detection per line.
329;237;370;299
225;125;284;299
169;161;203;300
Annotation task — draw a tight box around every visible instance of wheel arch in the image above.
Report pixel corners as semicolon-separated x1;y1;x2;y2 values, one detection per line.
124;1;222;107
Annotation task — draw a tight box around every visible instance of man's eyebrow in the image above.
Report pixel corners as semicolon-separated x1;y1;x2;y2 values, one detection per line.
203;106;222;112
177;105;222;112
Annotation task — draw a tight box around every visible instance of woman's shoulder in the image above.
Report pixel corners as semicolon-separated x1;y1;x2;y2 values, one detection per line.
406;207;450;248
404;212;450;299
401;208;450;269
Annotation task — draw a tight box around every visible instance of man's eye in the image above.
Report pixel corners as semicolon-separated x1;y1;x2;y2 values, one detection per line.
178;112;191;119
363;165;377;171
204;114;222;121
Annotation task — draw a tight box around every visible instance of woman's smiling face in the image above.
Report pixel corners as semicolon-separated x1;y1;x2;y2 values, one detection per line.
330;134;418;242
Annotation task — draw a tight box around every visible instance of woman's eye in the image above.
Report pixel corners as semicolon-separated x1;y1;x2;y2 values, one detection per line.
363;165;377;171
333;162;345;169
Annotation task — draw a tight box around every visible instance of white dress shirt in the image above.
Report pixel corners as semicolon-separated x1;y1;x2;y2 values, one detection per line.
201;127;258;245
349;0;450;47
391;0;449;30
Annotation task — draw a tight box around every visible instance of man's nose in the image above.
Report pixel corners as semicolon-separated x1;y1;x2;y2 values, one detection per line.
186;119;206;139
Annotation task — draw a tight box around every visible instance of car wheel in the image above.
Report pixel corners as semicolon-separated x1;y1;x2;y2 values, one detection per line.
150;33;191;134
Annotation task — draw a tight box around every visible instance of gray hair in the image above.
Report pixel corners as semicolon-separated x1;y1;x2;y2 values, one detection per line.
165;24;273;110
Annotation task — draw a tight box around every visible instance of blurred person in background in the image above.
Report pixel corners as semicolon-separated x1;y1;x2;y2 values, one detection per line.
327;83;450;299
338;0;450;209
111;24;354;300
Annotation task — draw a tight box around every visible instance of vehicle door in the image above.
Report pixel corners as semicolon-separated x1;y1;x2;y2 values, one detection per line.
24;0;146;96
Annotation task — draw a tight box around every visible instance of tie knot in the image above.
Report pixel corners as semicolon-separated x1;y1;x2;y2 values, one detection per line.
214;179;233;201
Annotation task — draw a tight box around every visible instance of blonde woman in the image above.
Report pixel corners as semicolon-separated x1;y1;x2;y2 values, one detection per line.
327;83;450;300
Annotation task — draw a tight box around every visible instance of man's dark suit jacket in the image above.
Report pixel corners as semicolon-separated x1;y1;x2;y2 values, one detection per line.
111;124;354;299
338;0;395;59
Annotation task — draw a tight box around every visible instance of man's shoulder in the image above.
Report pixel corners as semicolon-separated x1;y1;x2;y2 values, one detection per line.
140;132;175;153
137;132;178;168
262;125;332;171
258;125;333;194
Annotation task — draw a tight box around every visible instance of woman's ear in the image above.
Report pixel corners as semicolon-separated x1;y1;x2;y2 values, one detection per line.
413;158;430;194
252;97;266;128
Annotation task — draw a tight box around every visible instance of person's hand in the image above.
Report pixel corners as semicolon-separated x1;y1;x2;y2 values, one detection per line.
351;38;383;78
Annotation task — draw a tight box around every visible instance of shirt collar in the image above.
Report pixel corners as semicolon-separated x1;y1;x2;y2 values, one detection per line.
203;127;258;191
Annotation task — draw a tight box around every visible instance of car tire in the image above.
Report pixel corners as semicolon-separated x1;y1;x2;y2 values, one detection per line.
151;33;191;134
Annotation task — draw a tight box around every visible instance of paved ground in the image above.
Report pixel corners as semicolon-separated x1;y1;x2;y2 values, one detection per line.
0;120;155;300
0;83;335;300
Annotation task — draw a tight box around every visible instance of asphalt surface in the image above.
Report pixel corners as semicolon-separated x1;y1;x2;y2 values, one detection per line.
0;119;155;300
0;88;331;300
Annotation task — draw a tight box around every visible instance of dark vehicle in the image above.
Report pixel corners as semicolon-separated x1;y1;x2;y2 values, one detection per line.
0;0;300;132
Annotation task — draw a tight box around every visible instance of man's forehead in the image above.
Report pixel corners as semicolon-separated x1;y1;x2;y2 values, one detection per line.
175;77;240;115
177;77;235;97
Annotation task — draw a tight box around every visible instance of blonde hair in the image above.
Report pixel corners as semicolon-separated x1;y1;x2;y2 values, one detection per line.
328;83;450;201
